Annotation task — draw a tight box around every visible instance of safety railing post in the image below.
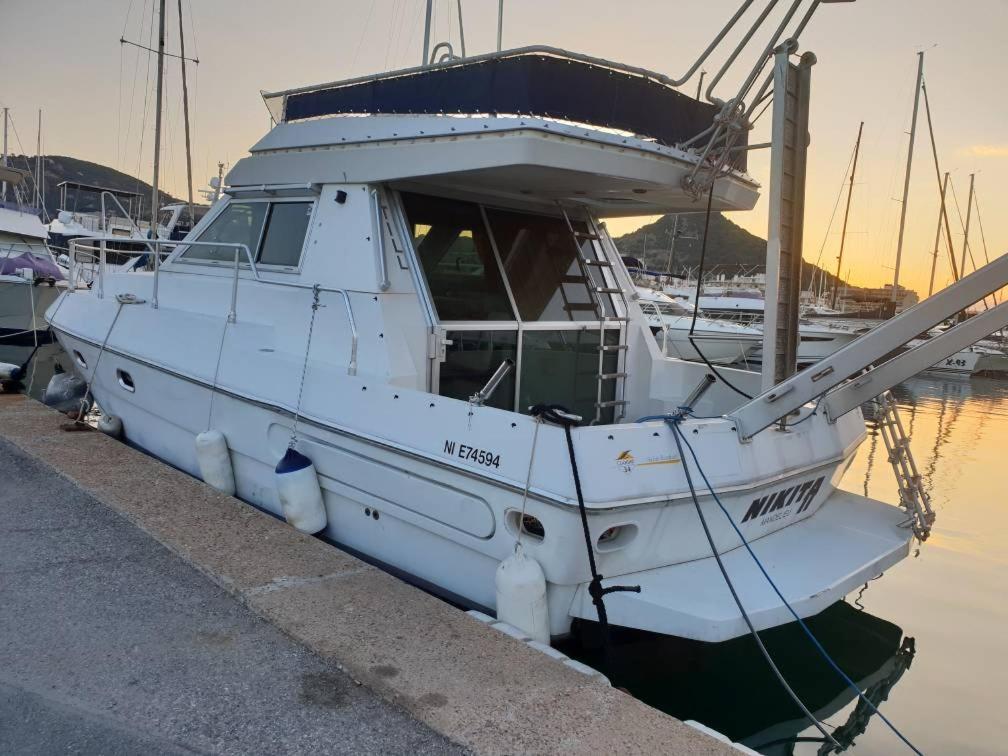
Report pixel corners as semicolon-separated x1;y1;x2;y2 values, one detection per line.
98;239;106;300
228;248;239;323
152;239;160;309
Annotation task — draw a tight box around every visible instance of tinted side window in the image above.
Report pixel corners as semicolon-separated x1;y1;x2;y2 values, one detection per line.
485;209;607;321
180;202;267;263
402;192;515;321
258;202;313;267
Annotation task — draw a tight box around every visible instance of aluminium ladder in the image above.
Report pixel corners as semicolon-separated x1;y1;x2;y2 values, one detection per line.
558;205;630;424
867;389;935;540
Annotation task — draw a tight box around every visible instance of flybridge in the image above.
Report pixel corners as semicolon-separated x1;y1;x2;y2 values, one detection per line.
261;47;746;165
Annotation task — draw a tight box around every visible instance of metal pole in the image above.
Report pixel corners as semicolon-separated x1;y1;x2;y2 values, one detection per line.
892;51;924;303
831;121;863;310
151;0;166;286
177;0;195;227
922;80;959;282
960;172;974;279
456;0;466;58
695;70;706;101
2;108;7;203
665;216;679;274
928;172;949;297
422;0;433;66
497;0;504;51
35;110;42;210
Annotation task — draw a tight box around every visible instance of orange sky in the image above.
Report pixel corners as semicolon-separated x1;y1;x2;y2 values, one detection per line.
1;0;1005;296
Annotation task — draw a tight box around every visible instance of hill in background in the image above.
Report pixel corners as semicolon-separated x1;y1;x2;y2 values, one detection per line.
612;211;846;292
4;154;186;220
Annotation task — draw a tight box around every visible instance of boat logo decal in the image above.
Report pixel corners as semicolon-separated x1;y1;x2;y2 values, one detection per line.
616;449;680;474
740;475;825;526
443;440;501;469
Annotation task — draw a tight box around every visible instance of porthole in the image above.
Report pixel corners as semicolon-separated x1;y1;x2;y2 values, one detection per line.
116;369;135;393
596;523;638;553
505;510;545;542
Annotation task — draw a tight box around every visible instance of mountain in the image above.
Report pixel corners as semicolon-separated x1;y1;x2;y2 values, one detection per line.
4;154;186;220
612;211;846;292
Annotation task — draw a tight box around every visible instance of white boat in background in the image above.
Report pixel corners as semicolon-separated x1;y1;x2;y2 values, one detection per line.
48;181;206;281
635;286;761;365
0;164;63;373
664;282;867;367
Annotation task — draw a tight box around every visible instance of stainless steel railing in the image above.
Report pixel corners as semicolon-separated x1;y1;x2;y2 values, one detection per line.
66;236;359;376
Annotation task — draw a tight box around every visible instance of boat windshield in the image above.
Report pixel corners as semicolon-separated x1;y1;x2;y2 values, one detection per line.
402;191;621;422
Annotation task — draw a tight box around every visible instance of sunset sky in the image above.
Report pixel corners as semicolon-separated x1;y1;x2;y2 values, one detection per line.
1;0;1005;296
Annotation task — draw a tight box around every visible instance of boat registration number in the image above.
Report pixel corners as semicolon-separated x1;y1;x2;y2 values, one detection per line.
443;440;501;469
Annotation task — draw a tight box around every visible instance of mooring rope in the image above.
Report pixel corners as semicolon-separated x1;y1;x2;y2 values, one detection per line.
532;403;640;656
662;412;922;754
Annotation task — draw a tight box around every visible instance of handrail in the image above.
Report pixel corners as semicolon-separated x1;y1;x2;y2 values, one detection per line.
66;236;359;376
639;299;671;354
370;189;391;292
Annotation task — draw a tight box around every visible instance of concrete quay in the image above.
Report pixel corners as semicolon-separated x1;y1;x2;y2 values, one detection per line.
0;393;733;754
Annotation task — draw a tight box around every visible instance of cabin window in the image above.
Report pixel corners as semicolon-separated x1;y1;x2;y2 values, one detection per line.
485;209;611;322
257;202;313;267
518;330;618;423
179;201;267;263
439;330;517;411
401;193;515;321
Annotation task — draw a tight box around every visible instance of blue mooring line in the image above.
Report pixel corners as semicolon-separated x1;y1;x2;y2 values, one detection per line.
649;411;922;754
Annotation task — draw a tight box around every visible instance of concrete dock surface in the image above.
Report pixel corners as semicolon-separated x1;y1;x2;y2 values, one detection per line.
0;394;733;754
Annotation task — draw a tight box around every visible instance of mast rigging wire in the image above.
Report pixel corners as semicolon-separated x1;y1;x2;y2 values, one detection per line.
685;183;754;400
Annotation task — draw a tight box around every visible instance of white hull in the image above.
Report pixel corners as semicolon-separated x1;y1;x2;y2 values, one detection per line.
51;282;903;642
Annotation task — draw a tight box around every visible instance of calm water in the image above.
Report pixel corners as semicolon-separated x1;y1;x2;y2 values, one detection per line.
16;347;1007;753
563;375;1008;755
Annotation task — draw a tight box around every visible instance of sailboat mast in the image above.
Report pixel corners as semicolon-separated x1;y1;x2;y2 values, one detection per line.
928;172;949;297
177;0;195;226
150;0;167;240
35;109;42;210
923;80;959;282
892;51;924;303
831;120;863;309
2;108;7;203
959;172;974;279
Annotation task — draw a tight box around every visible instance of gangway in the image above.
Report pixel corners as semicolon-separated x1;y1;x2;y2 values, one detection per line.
728;251;1008;439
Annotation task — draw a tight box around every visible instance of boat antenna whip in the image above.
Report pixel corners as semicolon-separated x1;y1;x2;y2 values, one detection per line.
660;410;922;754
530;404;640;657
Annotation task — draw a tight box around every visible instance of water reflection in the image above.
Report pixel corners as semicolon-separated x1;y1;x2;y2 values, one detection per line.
564;376;1008;753
558;602;912;752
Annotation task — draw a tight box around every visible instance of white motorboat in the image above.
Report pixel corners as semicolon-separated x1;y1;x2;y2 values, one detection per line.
48;182;205;282
635;286;762;365
48;45;944;644
0;165;63;371
665;283;867;366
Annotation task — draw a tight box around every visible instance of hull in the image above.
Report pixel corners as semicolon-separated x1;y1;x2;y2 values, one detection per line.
52;311;894;642
0;277;60;366
923;349;982;378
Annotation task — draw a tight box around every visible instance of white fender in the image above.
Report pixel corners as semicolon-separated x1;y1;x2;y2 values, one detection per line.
0;362;22;381
97;414;123;438
495;544;550;645
275;447;327;534
195;430;236;496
